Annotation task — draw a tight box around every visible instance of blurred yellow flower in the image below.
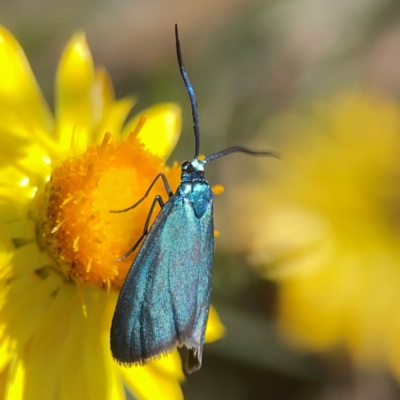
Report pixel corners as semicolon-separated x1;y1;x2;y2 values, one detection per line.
242;90;400;377
0;26;224;399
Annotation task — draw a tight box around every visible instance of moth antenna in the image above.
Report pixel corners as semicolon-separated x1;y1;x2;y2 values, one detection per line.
204;146;281;163
175;24;200;159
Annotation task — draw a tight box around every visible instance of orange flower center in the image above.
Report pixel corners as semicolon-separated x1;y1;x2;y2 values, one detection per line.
38;133;180;290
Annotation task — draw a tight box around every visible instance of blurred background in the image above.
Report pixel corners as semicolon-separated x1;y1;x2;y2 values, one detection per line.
4;0;400;398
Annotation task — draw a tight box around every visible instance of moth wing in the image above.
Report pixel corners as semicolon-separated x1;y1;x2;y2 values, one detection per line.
110;193;213;369
169;193;214;373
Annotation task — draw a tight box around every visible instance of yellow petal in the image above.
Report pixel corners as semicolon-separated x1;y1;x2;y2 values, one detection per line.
11;243;53;275
118;364;183;400
0;203;27;223
21;286;75;400
0;220;35;240
94;68;115;106
0;241;14;281
123;103;181;159
4;357;25;400
56;290;125;400
0;26;53;138
205;305;225;343
55;33;95;154
148;351;184;381
93;98;136;144
0;365;10;398
0;166;28;187
59;291;124;399
0;187;38;203
91;69;137;144
0;134;33;169
58;294;87;400
0;274;63;374
83;292;125;400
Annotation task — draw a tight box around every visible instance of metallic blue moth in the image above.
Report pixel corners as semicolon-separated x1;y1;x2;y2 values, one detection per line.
110;24;279;373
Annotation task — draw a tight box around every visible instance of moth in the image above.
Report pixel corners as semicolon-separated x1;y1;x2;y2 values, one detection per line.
110;24;278;373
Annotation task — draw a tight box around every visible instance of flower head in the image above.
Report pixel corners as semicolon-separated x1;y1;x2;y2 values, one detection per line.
0;26;224;399
239;90;400;377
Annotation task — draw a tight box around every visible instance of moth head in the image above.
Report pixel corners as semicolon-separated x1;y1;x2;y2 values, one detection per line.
181;159;205;178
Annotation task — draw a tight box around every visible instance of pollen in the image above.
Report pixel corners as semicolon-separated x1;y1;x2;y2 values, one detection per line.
38;133;180;290
212;185;224;195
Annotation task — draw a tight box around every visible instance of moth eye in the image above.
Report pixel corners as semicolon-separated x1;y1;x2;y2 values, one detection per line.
182;162;190;170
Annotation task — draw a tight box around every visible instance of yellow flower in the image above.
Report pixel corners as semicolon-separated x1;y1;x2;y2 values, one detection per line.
0;27;224;399
241;90;400;377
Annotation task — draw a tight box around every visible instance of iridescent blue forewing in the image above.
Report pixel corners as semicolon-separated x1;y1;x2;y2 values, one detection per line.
110;183;213;372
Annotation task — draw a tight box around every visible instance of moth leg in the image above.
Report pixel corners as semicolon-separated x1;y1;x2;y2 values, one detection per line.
114;195;165;262
110;173;172;213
